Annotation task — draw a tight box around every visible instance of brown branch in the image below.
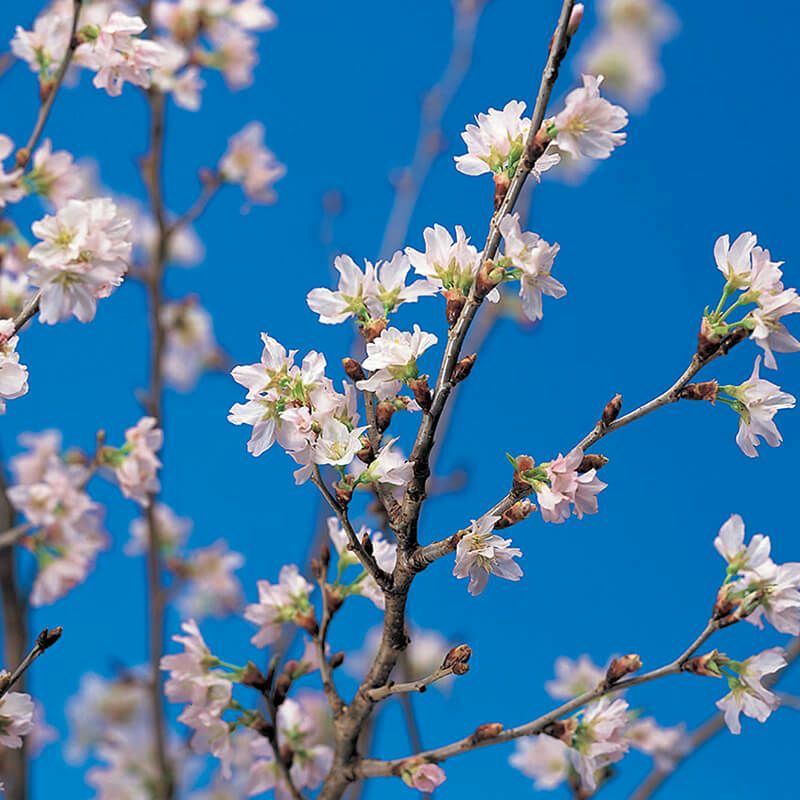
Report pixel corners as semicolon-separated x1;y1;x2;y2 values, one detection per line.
315;576;345;716
629;636;800;800
358;619;720;777
17;0;83;170
263;695;308;800
399;0;577;554
0;523;33;551
365;665;454;702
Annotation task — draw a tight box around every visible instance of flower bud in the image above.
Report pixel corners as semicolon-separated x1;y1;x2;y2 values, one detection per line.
248;713;274;737
495;498;533;529
476;259;504;298
470;722;503;743
605;653;642;685
577;453;608;474
36;626;63;650
273;672;292;706
362;317;387;343
376;400;396;432
409;376;433;412
357;436;374;464
443;289;467;327
0;670;11;693
330;651;345;669
679;380;719;402
567;3;584;36
279;743;294;768
319;541;331;570
601;393;622;426
452;353;477;385
683;649;725;678
542;717;577;744
294;608;318;637
324;584;344;613
335;481;353;507
697;317;722;359
241;661;270;692
342;357;365;383
712;585;735;620
494;172;511;210
442;644;472;674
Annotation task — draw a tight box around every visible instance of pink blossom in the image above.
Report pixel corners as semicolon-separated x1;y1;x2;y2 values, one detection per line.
28;139;86;207
244;564;314;647
0;692;34;748
510;735;569;790
219;122;285;203
453;514;523;595
0;319;29;413
536;447;606;523
0;135;24;208
110;417;163;506
178;540;244;619
545;655;605;699
401;761;446;792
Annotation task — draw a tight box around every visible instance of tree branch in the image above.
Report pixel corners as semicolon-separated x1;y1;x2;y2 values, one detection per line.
0;626;63;699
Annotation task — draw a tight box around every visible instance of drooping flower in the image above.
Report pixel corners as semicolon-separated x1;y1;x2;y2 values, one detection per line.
552;75;628;160
716;648;786;734
107;417;163;505
533;447;607;523
720;357;795;458
453;514;523;596
499;213;564;321
219;122;285;203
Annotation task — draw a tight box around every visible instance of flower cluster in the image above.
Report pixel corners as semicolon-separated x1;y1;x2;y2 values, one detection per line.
27;197;132;325
8;431;107;606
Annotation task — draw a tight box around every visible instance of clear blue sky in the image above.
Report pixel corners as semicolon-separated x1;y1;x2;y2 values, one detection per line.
2;1;798;798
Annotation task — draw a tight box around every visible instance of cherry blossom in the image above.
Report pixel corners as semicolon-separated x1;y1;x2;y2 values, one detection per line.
499;213;565;321
106;417;163;505
75;12;166;97
161;300;222;390
453;514;523;595
454;100;560;179
551;75;628;160
600;0;677;41
177;540;245;619
356;325;438;400
28;197;132;324
716;648;786;734
625;717;688;770
401;761;447;792
0;135;24;209
218;122;285;203
742;561;800;636
12;7;71;79
26;139;87;207
151;39;205;110
545;655;605;699
533;447;607;523
713;514;771;575
0;319;29;413
719;357;795;458
0;692;35;748
126;502;192;555
358;438;414;487
714;232;758;289
244;564;314;647
510;735;569;790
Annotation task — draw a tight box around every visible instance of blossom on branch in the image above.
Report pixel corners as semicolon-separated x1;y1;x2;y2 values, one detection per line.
716;647;786;734
0;319;29;413
219;122;285;203
103;417;163;506
453;514;523;595
244;564;315;646
28;197;132;325
545;655;605;699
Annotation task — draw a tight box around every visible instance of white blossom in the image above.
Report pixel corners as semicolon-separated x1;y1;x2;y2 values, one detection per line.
453;514;523;595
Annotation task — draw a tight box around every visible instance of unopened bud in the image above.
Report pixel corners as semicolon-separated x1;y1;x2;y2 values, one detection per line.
542;717;577;744
409;376;433;412
470;722;503;743
712;585;735;620
319;541;330;570
494;172;511;211
362;317;387;343
495;498;533;529
335;482;353;507
342;357;365;383
273;673;292;706
357;436;374;464
697;317;722;360
36;626;63;651
567;3;584;36
279;743;294;768
452;353;477;384
376;400;396;432
443;289;467;327
511;454;535;492
310;558;324;581
324;585;344;613
476;259;504;299
361;532;374;556
679;380;719;402
294;608;318;637
606;654;642;685
248;714;273;737
330;651;345;669
601;394;622;426
241;661;269;692
0;671;11;693
442;644;472;675
683;649;724;678
577;453;608;474
14;147;30;168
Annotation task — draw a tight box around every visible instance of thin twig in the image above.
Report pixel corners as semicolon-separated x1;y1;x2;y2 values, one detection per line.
0;626;63;699
629;636;800;800
18;0;83;169
0;523;33;551
365;665;453;702
165;174;223;237
358;619;720;777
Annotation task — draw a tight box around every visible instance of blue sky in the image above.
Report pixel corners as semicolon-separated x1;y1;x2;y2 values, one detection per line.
2;0;799;798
